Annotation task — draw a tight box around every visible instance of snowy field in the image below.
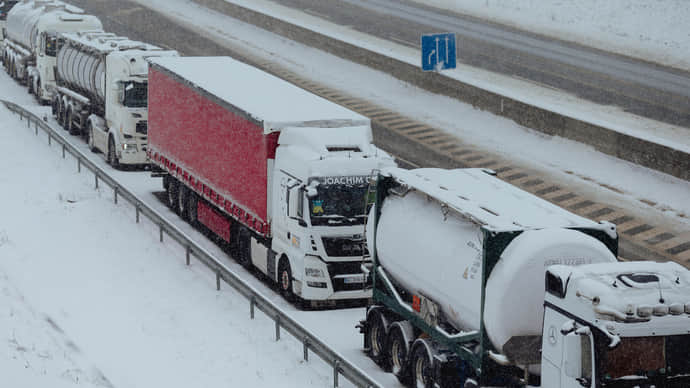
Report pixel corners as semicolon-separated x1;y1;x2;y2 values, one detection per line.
409;0;690;71
138;0;690;227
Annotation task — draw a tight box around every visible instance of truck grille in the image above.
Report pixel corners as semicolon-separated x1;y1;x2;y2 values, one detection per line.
322;236;368;257
327;261;369;292
136;121;148;135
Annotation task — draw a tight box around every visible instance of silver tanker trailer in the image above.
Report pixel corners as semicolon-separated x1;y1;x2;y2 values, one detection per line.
52;30;177;167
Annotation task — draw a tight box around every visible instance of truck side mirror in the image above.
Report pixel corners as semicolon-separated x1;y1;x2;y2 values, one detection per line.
288;186;306;227
564;333;582;378
564;331;593;387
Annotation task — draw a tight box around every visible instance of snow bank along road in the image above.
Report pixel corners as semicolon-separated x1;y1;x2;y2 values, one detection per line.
0;95;400;387
66;0;690;268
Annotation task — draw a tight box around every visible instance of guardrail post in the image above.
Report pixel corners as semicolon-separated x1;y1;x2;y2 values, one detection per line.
275;316;281;341
113;186;118;204
27;117;30;127
77;158;81;173
35;123;38;135
135;205;140;223
94;174;99;189
303;337;309;361
48;133;51;146
333;359;341;387
159;224;164;242
62;145;65;158
185;246;190;266
216;271;221;290
250;296;255;319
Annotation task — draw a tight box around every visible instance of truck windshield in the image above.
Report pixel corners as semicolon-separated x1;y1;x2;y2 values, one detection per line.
121;81;147;108
0;1;18;20
601;335;690;387
308;178;370;226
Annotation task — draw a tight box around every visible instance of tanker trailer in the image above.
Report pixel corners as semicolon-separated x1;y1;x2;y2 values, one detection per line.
0;1;19;54
2;0;101;103
53;31;177;167
360;167;622;387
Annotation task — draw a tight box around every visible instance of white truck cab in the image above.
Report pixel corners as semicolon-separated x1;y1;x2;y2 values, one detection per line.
542;261;690;388
54;31;177;166
265;126;395;303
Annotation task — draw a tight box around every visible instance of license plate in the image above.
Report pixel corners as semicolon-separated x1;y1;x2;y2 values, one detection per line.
343;274;365;284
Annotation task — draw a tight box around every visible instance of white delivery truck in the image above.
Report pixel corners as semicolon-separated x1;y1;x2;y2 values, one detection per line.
2;0;102;103
361;167;690;387
52;31;177;167
147;57;396;306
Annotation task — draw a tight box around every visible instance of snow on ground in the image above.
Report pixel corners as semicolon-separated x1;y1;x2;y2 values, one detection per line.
133;0;690;227
409;0;690;71
0;98;355;387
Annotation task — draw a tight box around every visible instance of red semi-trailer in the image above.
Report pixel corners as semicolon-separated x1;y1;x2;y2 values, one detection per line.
147;57;395;305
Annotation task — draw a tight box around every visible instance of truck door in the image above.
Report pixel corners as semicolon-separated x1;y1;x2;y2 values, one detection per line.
561;330;595;388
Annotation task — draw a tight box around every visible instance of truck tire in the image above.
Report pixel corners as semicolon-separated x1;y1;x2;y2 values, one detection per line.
177;184;188;219
234;227;252;269
86;123;97;153
107;137;120;169
51;96;59;118
388;322;413;384
411;339;435;388
187;191;198;227
67;109;78;135
366;309;391;370
166;178;179;210
58;101;67;129
278;257;295;302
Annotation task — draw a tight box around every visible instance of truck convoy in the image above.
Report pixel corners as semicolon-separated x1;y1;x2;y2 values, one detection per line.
147;56;396;305
2;0;102;103
362;167;690;388
51;31;177;167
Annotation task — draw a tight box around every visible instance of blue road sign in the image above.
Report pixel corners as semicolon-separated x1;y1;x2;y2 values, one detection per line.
421;33;456;71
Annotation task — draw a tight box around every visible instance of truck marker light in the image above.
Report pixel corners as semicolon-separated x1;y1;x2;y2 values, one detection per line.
669;303;684;315
653;304;669;316
637;305;653;317
412;295;421;312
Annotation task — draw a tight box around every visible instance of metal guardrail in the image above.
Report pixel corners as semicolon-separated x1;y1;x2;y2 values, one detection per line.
1;100;380;388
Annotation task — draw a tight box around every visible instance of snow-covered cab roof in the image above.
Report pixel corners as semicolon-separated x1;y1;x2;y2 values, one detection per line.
549;261;690;322
382;167;614;233
62;30;167;54
147;56;370;134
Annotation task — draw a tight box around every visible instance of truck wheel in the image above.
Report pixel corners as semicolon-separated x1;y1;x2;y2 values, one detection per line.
107;137;120;169
51;97;59;118
177;184;189;218
411;339;435;388
86;123;97;153
278;257;295;302
166;178;179;210
58;101;67;129
235;227;252;269
366;309;391;370
388;322;412;384
27;76;34;95
187;191;198;226
67;109;78;135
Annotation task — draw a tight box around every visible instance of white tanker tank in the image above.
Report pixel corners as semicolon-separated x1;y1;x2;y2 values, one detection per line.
3;0;101;102
366;168;619;360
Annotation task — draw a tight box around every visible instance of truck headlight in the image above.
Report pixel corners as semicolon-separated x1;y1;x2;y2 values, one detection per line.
122;143;137;152
305;267;324;278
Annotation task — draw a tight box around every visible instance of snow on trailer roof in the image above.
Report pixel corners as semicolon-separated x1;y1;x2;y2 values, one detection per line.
62;31;164;53
148;56;370;133
383;167;609;232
